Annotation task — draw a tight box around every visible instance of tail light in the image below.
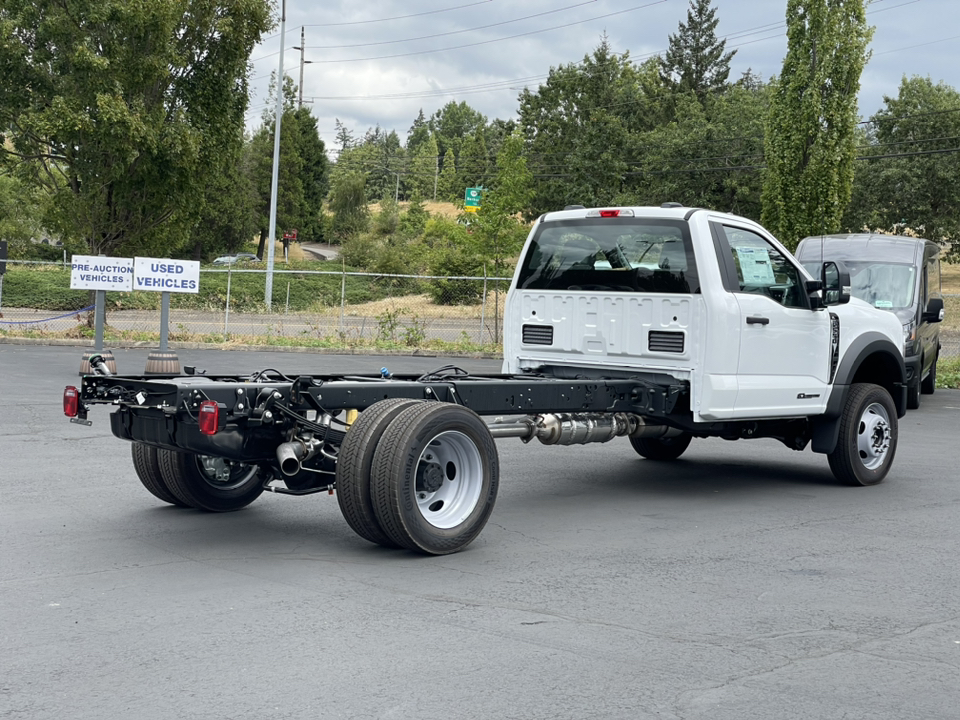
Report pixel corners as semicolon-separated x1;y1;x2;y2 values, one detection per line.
63;386;80;417
198;401;220;435
586;209;634;218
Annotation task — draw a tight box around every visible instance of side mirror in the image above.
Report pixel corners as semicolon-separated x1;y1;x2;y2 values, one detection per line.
922;297;945;323
805;279;824;309
821;261;851;306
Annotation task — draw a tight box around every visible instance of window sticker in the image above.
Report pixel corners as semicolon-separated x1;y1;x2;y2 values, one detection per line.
875;300;893;308
734;246;776;284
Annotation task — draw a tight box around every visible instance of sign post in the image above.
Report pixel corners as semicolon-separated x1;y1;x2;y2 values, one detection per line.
134;257;201;374
0;240;7;317
70;254;133;374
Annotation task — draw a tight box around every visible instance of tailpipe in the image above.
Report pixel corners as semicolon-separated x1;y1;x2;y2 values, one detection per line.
276;436;321;477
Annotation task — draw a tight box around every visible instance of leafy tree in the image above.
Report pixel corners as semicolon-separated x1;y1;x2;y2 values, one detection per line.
429;101;486;161
190;141;258;260
660;0;736;104
0;174;49;255
761;0;873;250
437;147;460;202
0;0;272;256
459;129;489;190
409;134;440;200
329;172;369;241
844;76;960;256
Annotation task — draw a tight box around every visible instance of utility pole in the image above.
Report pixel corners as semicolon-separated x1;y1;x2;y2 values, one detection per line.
293;27;313;110
265;0;286;309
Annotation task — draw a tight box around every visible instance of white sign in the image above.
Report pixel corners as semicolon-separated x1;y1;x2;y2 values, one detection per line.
735;246;776;284
70;255;134;291
134;257;201;293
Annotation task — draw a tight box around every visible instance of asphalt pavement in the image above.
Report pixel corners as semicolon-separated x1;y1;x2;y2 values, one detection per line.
2;344;959;720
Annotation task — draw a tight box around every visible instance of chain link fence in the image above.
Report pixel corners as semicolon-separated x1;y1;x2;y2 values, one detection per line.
0;260;511;352
1;260;958;358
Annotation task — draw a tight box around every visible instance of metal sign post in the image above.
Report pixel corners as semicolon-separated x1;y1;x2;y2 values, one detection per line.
70;254;133;375
134;257;201;374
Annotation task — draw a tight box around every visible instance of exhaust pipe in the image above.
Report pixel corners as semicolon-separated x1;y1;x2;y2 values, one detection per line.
488;413;684;445
276;437;321;477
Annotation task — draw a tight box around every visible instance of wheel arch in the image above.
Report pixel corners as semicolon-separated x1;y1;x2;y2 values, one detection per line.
811;334;906;454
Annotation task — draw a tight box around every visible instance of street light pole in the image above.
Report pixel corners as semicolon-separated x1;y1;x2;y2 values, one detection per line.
265;0;286;310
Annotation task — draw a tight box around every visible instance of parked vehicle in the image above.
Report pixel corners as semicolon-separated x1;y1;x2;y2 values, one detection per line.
66;206;907;555
795;233;944;408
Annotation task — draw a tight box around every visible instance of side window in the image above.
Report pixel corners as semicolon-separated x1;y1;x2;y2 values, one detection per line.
928;253;941;300
718;225;808;309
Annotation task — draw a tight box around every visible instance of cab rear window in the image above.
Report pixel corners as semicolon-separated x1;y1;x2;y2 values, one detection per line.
515;218;699;294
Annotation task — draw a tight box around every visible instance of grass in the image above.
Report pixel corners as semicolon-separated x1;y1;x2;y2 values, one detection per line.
938;356;960;390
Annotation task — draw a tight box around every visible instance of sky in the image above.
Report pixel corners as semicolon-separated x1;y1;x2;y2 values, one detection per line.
244;0;960;151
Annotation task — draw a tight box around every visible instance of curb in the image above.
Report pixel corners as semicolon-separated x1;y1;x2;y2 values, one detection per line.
0;336;502;360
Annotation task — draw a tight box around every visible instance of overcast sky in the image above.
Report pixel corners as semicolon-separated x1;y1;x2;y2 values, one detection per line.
245;0;959;150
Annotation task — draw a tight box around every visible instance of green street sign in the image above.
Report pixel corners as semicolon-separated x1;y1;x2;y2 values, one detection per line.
464;186;483;213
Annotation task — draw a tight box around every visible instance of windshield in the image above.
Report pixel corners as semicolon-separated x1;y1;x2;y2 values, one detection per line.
516;218;698;293
802;261;917;310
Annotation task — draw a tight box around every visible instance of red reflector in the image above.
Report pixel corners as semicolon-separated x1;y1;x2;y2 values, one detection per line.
599;209;620;218
63;386;79;417
198;401;220;435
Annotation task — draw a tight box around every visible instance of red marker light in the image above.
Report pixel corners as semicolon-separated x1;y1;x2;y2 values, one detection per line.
198;401;220;435
63;386;80;417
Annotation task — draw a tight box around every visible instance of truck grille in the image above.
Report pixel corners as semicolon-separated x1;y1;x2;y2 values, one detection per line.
648;330;684;353
522;324;554;345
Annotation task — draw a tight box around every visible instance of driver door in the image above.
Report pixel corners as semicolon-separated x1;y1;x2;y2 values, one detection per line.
712;223;830;417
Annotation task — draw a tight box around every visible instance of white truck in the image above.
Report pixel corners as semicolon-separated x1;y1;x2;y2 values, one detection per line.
66;206;907;555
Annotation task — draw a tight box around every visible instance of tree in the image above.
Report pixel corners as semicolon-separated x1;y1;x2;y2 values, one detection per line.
293;107;330;243
761;0;873;250
429;101;486;161
406;109;431;156
437;147;460;202
409;134;440;200
329;172;369;241
0;0;272;256
334;119;355;152
459;129;489;190
660;0;736;104
844;76;960;257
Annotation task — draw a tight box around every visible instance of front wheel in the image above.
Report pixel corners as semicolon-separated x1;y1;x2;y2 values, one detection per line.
158;450;264;512
629;433;692;461
370;403;499;555
827;383;898;486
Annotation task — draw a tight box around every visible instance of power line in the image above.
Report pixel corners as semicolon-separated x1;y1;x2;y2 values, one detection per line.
303;1;669;64
308;1;598;50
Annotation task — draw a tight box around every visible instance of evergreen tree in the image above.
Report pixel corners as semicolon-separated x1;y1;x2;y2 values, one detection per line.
334;118;355;152
660;0;736;103
410;134;440;200
437;147;460;203
761;0;873;249
459;129;489;189
407;109;431;156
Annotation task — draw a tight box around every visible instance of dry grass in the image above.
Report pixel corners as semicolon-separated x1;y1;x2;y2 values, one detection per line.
367;200;462;219
343;292;508;320
941;263;960;293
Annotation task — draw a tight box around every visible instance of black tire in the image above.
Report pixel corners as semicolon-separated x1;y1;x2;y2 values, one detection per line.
921;350;938;395
827;383;898;487
906;378;921;409
629;433;692;461
336;399;422;548
158;449;263;512
370;402;499;555
131;443;190;507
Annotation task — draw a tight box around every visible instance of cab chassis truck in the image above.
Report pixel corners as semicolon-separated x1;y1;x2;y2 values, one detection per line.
64;207;908;555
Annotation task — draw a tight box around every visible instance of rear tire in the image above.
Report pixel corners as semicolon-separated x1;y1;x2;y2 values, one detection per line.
629;433;692;461
158;450;263;512
827;383;898;486
336;398;422;548
131;443;189;507
921;350;938;394
371;403;499;555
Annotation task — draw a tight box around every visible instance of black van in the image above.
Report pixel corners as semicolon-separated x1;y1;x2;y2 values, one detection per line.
796;233;945;409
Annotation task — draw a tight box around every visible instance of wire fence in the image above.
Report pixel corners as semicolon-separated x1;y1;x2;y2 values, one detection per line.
0;261;511;352
1;260;957;358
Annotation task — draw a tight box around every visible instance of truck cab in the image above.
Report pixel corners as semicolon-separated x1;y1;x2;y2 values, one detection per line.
504;206;905;423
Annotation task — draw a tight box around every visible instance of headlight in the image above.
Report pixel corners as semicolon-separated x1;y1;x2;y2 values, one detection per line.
902;321;917;355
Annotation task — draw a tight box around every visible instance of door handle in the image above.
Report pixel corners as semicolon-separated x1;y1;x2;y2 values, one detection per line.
746;316;770;325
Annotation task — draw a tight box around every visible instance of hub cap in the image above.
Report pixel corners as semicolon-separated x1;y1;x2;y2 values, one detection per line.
857;402;891;470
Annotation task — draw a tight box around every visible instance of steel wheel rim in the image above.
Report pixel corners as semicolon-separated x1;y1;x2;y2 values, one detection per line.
857;402;891;470
197;456;257;490
414;431;484;529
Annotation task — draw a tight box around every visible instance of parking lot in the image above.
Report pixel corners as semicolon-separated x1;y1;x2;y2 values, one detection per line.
3;344;959;720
